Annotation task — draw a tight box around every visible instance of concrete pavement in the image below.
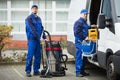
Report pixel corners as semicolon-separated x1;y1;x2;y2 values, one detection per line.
0;63;107;80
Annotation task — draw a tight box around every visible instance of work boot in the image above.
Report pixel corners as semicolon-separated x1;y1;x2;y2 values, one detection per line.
26;72;32;77
82;72;90;76
33;71;40;76
76;74;84;77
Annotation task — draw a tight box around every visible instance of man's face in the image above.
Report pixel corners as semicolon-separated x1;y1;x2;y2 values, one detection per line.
81;13;88;20
31;7;38;14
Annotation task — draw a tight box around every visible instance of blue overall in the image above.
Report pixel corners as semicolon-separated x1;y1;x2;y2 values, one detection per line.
73;17;90;74
25;13;46;73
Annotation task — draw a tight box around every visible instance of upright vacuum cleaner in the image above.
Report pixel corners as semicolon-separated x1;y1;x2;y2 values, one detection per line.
40;30;68;78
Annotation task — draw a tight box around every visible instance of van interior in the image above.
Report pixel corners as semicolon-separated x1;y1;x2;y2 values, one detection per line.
89;0;101;25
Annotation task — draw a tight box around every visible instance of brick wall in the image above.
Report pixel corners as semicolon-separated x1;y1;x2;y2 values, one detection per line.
8;35;67;49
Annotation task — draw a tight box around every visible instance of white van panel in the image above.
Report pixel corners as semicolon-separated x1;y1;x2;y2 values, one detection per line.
98;23;120;53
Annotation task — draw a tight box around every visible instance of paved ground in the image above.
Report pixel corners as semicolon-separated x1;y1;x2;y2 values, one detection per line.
0;63;107;80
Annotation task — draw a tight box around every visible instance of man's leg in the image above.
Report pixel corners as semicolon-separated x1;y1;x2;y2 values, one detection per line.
25;40;36;76
75;43;84;76
82;57;89;76
33;40;41;75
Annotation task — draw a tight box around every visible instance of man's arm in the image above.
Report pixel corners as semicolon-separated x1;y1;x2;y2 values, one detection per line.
26;17;39;38
38;17;46;39
74;21;86;40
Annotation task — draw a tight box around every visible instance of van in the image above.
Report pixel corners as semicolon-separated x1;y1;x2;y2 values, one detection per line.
67;0;120;79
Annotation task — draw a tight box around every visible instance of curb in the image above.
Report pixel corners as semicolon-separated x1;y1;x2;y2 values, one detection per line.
0;58;75;65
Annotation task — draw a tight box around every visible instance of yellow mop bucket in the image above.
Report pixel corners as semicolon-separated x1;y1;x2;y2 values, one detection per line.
88;28;98;42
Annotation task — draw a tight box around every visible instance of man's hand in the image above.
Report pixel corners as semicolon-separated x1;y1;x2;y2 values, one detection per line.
85;37;88;40
44;39;49;41
85;37;90;42
91;25;97;28
41;39;49;41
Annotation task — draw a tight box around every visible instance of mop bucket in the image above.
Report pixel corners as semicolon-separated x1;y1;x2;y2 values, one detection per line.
82;41;96;57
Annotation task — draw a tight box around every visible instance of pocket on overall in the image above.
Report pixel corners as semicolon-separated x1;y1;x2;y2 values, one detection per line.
82;41;96;54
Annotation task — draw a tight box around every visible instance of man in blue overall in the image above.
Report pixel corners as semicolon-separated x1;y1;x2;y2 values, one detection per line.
25;5;46;77
74;9;90;77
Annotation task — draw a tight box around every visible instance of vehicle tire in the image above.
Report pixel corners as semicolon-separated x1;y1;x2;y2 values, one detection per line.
107;55;118;80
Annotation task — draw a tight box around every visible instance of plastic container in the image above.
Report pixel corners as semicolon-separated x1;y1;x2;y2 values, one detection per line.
82;41;96;55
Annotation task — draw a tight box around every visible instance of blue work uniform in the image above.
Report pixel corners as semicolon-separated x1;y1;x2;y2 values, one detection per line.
25;13;46;73
73;17;90;75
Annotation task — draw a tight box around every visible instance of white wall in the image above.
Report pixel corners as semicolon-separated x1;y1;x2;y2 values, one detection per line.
67;0;87;42
0;0;71;40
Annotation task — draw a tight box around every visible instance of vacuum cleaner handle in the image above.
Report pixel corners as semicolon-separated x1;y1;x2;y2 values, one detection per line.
43;30;52;41
40;43;46;68
61;54;68;63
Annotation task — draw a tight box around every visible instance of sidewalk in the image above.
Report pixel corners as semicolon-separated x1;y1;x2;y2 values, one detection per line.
0;64;87;80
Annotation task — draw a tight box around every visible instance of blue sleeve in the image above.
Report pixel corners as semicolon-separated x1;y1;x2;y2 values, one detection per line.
38;17;46;39
74;21;86;40
26;17;39;38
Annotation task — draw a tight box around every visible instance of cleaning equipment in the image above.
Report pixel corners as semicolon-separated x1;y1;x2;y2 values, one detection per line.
82;27;98;58
82;40;96;59
82;40;96;57
88;27;99;42
40;30;68;78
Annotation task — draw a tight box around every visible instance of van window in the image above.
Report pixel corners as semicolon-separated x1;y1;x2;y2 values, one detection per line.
114;0;120;17
102;0;115;33
86;0;91;10
102;0;111;18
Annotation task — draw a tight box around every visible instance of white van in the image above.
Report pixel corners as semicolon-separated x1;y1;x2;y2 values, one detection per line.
67;0;120;80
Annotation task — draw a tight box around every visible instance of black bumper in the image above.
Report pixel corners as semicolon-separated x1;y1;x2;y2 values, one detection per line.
113;51;120;75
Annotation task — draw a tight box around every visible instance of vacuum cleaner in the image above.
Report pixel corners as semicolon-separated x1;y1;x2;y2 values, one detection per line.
40;30;68;78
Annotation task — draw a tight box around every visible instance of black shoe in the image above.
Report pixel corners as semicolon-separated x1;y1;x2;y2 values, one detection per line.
33;72;40;76
26;72;32;77
76;74;84;77
82;72;90;76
